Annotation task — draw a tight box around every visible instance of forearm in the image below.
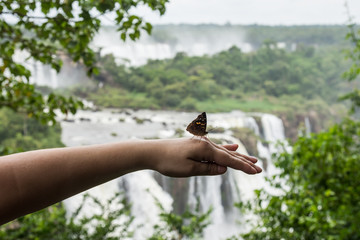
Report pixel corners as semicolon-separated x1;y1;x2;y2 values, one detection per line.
0;137;262;225
0;140;153;225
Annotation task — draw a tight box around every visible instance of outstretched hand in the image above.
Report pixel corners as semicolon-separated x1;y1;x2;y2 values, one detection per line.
148;137;262;177
0;137;262;224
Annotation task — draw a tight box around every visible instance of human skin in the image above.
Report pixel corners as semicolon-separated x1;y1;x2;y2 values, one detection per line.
0;137;262;225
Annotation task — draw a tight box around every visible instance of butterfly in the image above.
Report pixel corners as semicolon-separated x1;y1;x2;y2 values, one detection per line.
186;112;208;137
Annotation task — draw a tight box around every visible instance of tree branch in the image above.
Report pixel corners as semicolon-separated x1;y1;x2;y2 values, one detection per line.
1;11;49;20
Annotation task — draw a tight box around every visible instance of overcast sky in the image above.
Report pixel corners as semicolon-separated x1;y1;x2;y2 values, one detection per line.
132;0;360;25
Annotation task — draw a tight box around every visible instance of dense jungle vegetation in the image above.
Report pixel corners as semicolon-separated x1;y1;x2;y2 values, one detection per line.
0;108;64;155
75;39;350;121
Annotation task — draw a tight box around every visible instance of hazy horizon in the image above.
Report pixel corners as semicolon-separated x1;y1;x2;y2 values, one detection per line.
4;1;359;27
122;0;360;26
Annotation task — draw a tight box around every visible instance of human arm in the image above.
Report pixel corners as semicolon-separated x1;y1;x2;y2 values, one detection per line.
0;137;261;225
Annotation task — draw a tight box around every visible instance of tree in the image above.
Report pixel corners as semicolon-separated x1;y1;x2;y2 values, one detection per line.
341;23;360;113
238;119;360;240
236;22;360;240
0;193;135;240
149;197;212;240
0;0;168;124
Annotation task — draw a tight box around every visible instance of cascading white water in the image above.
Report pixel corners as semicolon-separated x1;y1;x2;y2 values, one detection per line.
259;113;291;175
190;134;248;240
261;114;286;153
59;109;288;240
63;172;173;239
245;116;261;136
13;50;90;88
305;116;312;137
119;171;173;239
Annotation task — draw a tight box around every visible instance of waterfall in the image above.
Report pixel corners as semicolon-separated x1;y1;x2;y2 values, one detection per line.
261;114;286;153
99;42;174;66
305;116;312;137
245;116;261;136
120;171;173;239
184;132;264;240
259;113;291;175
13;50;89;88
93;27;252;67
14;26;253;87
32;63;58;88
60;109;289;239
194;135;246;239
63;178;120;219
63;171;172;239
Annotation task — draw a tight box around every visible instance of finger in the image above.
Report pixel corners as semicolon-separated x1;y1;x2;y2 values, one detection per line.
223;144;238;151
189;161;227;176
237;153;258;163
208;138;258;163
214;149;260;174
223;147;258;163
200;138;260;171
190;138;262;174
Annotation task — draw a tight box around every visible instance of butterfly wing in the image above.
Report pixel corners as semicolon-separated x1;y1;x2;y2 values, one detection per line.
186;112;208;136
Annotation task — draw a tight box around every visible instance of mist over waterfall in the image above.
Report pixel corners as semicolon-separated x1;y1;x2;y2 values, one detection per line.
13;51;90;88
17;25;252;88
92;26;252;66
60;110;288;239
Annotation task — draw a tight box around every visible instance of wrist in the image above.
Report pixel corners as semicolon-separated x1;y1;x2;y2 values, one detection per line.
120;139;163;172
138;139;165;171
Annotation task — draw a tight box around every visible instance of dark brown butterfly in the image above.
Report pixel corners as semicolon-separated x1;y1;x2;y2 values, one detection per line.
186;112;208;136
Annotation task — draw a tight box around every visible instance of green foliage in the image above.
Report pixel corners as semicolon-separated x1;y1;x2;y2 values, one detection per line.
88;41;350;115
240;119;360;240
231;23;360;240
341;23;360;113
1;191;212;240
0;0;168;123
149;199;212;240
0;107;64;155
178;97;197;111
87;86;160;109
0;193;135;240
